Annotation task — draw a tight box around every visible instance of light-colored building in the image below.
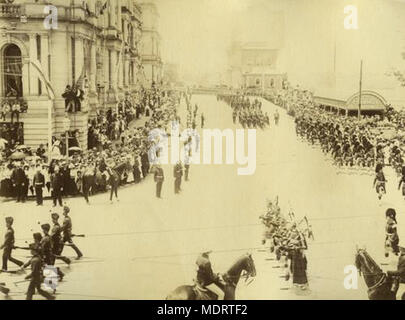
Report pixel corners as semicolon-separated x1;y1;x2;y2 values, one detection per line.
139;0;162;87
227;41;287;91
0;0;143;149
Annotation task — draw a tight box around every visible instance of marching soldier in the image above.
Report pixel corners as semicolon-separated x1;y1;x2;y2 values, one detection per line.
173;161;183;194
385;208;399;257
50;213;71;266
153;164;164;198
1;217;23;271
61;206;83;260
41;223;65;281
25;243;55;300
387;246;405;299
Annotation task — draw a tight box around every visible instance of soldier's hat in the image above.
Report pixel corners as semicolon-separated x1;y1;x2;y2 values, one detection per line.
386;208;396;219
51;213;59;220
41;223;50;232
33;232;42;242
5;217;13;224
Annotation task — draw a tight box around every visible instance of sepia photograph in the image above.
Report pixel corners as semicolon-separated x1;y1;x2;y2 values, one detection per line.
0;0;404;305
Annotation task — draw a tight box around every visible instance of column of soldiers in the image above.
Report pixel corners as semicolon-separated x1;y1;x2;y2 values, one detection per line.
259;197;314;290
0;205;83;299
218;94;270;129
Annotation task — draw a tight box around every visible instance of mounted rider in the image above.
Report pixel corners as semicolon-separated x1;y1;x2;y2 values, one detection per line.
387;245;405;299
195;250;225;300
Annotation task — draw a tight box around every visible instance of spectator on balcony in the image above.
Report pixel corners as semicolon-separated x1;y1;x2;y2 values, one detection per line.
1;100;10;122
62;85;75;113
11;99;20;123
36;144;46;159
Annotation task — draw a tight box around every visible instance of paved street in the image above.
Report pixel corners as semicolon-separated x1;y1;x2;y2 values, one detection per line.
0;94;403;300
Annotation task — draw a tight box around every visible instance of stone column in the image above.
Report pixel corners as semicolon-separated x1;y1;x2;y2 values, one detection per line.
110;0;116;28
41;34;49;96
90;42;97;93
29;34;38;96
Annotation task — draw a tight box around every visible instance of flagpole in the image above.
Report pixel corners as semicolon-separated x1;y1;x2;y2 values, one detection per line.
358;60;363;120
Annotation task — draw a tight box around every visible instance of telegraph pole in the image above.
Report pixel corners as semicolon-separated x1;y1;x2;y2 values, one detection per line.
358;60;363;120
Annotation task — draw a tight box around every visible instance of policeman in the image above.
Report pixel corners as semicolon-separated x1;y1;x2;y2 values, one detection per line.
61;206;83;260
50;213;71;265
154;164;164;198
33;165;45;206
173;161;183;194
1;217;23;271
195;250;225;300
25;243;55;300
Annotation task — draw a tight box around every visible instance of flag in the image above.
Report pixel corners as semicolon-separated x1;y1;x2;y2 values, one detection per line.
100;1;108;15
30;59;55;100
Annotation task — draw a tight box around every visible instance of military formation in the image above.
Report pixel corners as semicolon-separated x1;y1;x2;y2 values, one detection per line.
0;205;82;300
218;94;270;129
259;197;314;290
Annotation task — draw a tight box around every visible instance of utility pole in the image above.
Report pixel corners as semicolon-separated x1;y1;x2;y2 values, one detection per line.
358;60;363;120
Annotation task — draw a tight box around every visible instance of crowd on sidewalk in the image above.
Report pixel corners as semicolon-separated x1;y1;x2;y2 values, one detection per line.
0;87;181;205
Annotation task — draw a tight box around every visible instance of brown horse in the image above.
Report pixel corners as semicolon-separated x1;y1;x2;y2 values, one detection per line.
355;248;402;300
166;253;256;300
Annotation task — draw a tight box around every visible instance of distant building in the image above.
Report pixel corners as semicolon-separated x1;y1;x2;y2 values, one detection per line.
140;0;162;87
0;0;143;149
162;63;179;86
226;42;287;91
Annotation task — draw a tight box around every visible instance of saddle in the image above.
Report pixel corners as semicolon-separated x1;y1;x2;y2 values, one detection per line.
193;281;217;300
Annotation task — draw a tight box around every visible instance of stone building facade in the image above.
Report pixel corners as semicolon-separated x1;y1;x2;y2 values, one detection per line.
0;0;143;150
139;0;162;87
227;42;287;91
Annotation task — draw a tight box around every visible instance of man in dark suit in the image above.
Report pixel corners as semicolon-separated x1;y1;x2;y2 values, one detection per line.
33;165;45;205
11;162;27;203
50;166;64;207
107;167;120;203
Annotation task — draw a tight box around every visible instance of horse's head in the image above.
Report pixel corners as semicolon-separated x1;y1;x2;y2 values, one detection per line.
225;253;257;287
355;248;384;288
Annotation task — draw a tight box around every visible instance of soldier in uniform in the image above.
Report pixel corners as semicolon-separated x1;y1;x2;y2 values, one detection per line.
41;223;65;281
25;243;55;300
61;206;83;260
173;161;183;194
385;208;399;257
195;250;225;300
1;217;23;271
50;213;71;266
153;164;164;198
387;246;405;299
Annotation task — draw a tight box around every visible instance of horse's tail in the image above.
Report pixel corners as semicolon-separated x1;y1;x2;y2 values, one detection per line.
166;286;195;300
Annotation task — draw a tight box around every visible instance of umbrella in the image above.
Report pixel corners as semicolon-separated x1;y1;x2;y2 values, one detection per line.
26;155;41;162
9;152;26;160
69;147;82;151
52;155;65;160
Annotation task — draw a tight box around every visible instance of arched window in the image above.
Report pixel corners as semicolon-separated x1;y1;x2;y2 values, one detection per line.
3;44;23;97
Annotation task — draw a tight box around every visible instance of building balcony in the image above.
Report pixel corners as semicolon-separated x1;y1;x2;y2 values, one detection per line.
0;3;21;18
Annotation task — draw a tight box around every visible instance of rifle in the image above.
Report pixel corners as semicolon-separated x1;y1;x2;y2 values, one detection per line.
72;234;85;238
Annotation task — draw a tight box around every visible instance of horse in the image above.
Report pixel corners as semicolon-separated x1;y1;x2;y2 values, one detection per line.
166;253;256;300
355;248;401;300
